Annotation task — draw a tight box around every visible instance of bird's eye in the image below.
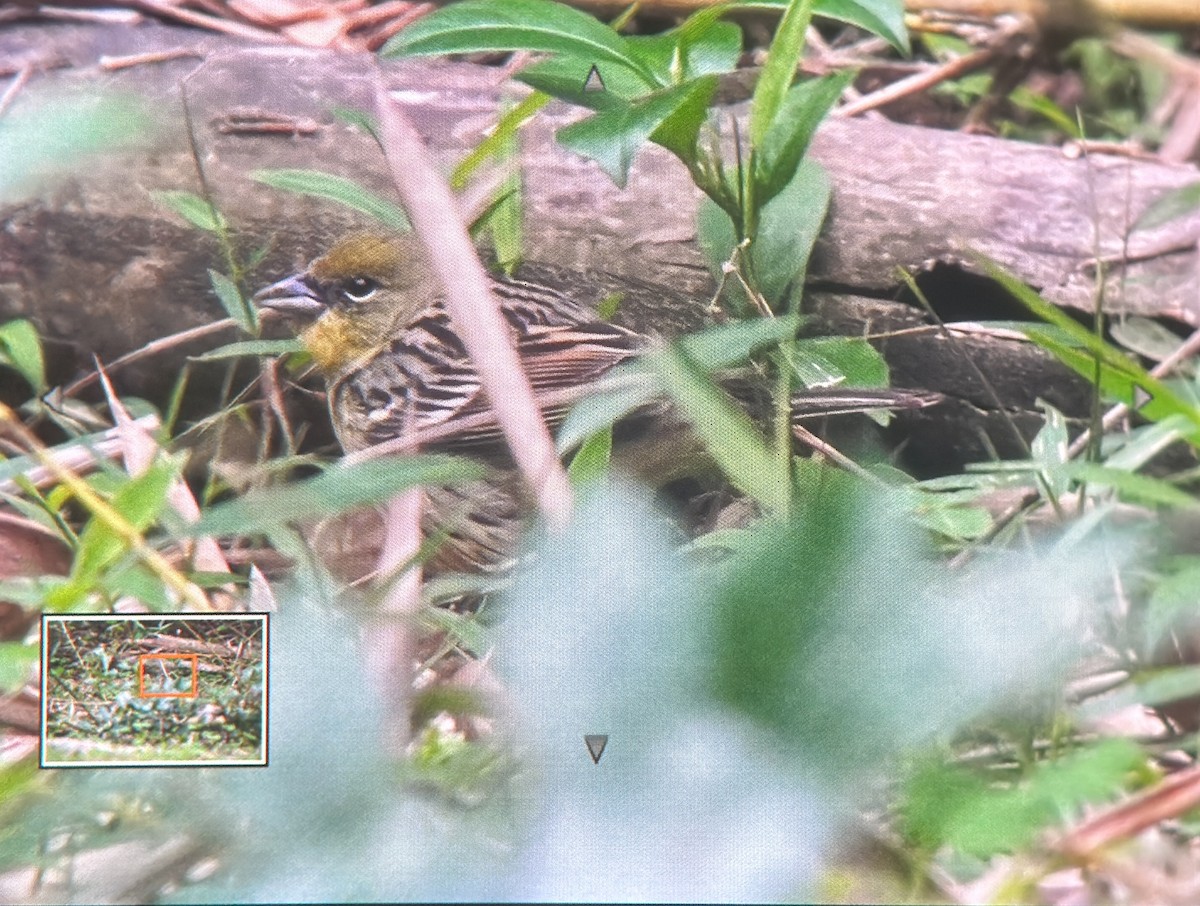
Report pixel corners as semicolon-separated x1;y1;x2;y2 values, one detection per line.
340;276;378;304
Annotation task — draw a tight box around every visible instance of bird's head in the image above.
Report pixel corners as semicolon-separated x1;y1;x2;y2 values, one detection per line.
254;233;430;376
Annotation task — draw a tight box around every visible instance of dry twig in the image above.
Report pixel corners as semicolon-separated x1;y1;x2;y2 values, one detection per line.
373;82;573;530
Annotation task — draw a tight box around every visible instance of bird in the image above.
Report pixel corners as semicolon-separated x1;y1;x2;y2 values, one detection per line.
255;232;942;576
255;233;643;456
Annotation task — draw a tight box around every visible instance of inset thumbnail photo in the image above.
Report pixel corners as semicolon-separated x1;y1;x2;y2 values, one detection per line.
41;614;268;768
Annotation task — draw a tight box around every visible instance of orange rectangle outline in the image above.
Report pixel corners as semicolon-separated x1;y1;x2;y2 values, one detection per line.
138;653;199;698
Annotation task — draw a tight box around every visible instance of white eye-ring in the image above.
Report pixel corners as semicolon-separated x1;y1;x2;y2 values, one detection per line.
341;276;378;303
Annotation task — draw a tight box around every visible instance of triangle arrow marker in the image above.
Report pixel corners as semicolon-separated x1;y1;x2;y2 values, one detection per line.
1133;385;1152;409
583;64;606;93
584;734;608;764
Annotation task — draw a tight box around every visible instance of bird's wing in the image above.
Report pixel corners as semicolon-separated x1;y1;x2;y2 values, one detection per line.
492;277;642;405
341;282;641;452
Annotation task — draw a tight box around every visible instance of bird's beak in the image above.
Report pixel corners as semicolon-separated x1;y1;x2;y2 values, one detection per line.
253;274;326;320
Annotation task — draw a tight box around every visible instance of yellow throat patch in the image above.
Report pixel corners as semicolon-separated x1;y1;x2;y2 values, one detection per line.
301;309;382;377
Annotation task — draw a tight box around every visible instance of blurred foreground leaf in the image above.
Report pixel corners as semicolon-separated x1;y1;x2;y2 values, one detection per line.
0;93;149;201
191;456;483;536
709;461;1122;784
902;739;1143;857
0;319;46;396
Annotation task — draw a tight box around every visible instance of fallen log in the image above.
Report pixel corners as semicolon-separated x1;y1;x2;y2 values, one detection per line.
2;19;1197;472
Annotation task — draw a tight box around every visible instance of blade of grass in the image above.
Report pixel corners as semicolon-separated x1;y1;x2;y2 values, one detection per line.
648;343;789;514
250;169;410;230
190;455;482;537
975;254;1200;440
451;91;550;191
0;403;211;611
749;0;816;150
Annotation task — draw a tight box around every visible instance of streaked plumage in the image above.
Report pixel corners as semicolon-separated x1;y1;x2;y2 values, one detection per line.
257;233;641;456
256;233;942;575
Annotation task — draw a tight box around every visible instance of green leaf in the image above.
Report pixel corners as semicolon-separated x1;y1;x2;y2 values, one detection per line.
46;459;179;610
787;334;894;427
150;189;226;233
554;366;657;456
0;319;46;395
518;9;739;107
814;0;907;52
567;426;613;487
909;491;993;542
1143;557;1200;652
669;6;744;77
681;312;802;365
0;642;37;693
624;15;743;86
1064;462;1197;508
556;77;718;187
749;0;817;150
1104;415;1191;472
734;0;909;54
0;754;38;811
189;570;249;588
249;169;410;230
903;740;1141;856
710;465;914;763
1022;329;1137;399
978;256;1200;444
696;197;740;300
790;336;889;389
190;339;305;362
382;0;659;89
208;269;257;333
1009;86;1083;139
555;315;800;453
483;172;524;275
519;57;658;107
648;76;720;165
756;71;853;203
1029;327;1200;446
451;92;551;190
1110;315;1190;362
700;157;830;310
648;344;788;513
1078;665;1200;718
596;292;623;321
331;107;381;143
101;561;174;612
757;157;831;307
946;740;1141;857
462;106;525;273
712;461;1117;789
900;756;987;852
1134;180;1200;231
1123;666;1200;711
1031;400;1070;499
190;456;484;537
